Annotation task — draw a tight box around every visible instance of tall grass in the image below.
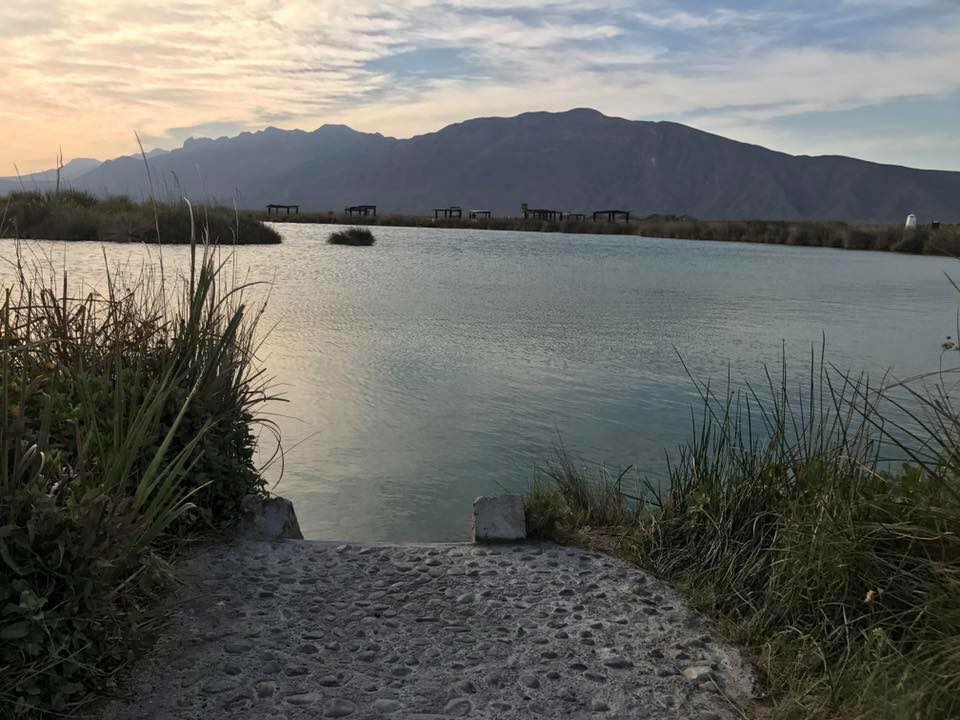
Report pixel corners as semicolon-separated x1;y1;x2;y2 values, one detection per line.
0;218;279;715
527;352;960;719
1;190;281;244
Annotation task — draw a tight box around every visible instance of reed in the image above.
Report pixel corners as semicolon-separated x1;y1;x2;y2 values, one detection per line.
0;215;280;715
527;351;960;719
1;190;281;244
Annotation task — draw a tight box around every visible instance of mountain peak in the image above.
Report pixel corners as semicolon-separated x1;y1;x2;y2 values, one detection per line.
51;111;960;223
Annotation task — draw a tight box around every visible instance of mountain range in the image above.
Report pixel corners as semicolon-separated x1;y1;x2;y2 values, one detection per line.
0;158;101;195
3;109;959;223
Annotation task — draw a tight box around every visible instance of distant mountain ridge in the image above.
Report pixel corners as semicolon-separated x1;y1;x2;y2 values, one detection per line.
11;110;960;223
0;158;101;195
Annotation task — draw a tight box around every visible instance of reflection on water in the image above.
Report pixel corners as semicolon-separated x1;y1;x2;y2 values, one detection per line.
2;226;956;541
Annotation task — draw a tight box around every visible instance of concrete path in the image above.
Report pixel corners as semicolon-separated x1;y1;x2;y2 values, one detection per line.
100;540;754;720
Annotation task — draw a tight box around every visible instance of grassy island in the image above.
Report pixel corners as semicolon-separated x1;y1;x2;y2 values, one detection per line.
2;190;281;244
527;357;960;719
328;227;376;245
0;233;278;716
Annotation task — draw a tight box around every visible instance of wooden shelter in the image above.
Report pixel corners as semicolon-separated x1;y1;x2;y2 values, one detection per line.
433;206;463;219
345;205;377;217
266;204;299;216
469;210;492;219
592;210;631;223
522;203;564;220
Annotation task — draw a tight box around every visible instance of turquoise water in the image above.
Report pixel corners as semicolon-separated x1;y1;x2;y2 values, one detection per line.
5;226;958;540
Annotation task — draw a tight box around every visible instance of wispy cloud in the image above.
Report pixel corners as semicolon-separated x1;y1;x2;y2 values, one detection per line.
2;0;959;172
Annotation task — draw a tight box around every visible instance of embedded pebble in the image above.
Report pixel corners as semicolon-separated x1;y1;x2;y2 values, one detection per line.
372;698;401;712
683;665;714;681
324;698;357;717
97;540;755;720
201;678;237;695
519;673;541;689
443;697;473;716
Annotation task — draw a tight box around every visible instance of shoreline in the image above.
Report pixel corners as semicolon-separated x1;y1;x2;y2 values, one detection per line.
251;211;959;256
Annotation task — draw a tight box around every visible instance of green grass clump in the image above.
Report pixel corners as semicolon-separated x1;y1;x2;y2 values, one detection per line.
1;190;281;244
0;224;279;715
527;355;960;719
328;227;376;246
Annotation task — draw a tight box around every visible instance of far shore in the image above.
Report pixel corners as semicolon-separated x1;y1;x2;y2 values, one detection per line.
251;210;959;256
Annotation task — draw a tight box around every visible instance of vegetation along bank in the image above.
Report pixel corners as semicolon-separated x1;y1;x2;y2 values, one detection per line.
1;190;281;244
252;210;959;255
526;356;960;719
0;230;279;716
5;188;953;254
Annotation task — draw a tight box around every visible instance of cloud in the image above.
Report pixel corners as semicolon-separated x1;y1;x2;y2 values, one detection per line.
632;7;769;30
2;0;960;172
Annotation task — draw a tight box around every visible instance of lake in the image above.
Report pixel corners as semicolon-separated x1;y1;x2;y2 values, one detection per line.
4;225;957;541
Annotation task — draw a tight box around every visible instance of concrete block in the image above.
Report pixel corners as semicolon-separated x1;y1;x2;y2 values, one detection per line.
238;495;304;540
472;495;526;542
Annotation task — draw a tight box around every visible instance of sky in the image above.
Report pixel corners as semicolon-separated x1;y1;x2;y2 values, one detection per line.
2;0;959;174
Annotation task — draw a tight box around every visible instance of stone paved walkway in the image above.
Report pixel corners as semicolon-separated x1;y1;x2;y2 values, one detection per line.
100;540;754;720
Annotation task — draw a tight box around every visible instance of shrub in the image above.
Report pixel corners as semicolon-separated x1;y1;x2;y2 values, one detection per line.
0;226;278;715
328;227;376;246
